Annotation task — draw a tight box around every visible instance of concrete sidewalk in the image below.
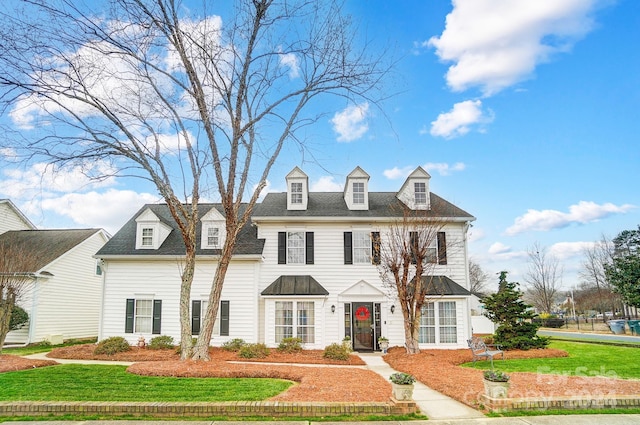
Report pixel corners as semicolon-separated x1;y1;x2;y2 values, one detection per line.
358;352;485;420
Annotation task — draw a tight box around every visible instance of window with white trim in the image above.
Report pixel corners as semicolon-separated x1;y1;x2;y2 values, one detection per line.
134;299;153;333
353;182;364;204
207;227;220;247
426;237;438;263
414;182;426;205
291;182;303;204
419;301;457;344
275;301;315;343
192;300;229;336
287;231;305;264
125;298;161;334
353;231;372;263
141;228;154;247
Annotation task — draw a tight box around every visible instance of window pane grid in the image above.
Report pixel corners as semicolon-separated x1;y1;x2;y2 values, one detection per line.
287;232;305;264
134;299;152;333
353;182;364;204
141;228;154;246
415;182;426;204
275;301;315;344
291;183;302;204
353;231;371;263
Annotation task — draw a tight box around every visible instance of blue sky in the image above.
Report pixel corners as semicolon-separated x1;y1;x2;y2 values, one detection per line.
1;0;638;291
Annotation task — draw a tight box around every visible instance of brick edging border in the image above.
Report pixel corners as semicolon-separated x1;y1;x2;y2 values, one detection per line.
0;399;418;418
480;394;640;412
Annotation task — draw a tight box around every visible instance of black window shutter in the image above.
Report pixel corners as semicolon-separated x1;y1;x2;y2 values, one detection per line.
305;232;314;264
220;301;230;336
191;300;201;335
125;299;135;333
371;232;381;265
344;232;353;264
152;300;162;334
437;232;447;265
278;232;286;264
410;231;418;264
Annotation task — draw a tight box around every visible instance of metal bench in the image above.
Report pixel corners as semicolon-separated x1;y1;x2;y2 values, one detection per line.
467;337;504;368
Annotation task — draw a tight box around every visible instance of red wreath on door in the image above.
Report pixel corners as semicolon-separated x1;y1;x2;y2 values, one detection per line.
355;306;371;321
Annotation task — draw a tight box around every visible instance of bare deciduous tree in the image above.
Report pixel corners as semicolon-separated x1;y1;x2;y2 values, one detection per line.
468;259;490;296
579;235;620;317
0;236;41;353
524;242;562;314
0;0;388;360
377;208;451;354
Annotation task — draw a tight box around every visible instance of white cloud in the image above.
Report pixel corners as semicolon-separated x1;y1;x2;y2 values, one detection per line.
430;100;492;139
549;241;595;260
506;201;636;235
424;162;466;176
383;166;415;180
428;0;601;96
311;176;342;192
41;189;160;234
0;147;18;160
331;102;370;142
488;241;527;260
279;52;300;79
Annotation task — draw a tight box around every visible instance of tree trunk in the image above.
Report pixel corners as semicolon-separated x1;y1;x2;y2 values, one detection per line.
0;293;17;354
178;250;197;360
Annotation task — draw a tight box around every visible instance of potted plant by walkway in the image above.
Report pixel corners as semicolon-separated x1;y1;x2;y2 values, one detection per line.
483;370;510;398
389;372;415;401
378;336;389;353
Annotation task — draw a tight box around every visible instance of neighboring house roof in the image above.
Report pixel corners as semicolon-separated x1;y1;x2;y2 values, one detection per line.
252;192;475;221
96;203;265;257
421;275;472;296
261;275;329;296
0;199;37;230
0;229;102;273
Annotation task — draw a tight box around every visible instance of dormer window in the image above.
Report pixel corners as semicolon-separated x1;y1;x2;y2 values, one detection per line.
200;207;226;250
291;182;303;204
141;228;154;247
415;182;427;205
207;227;220;247
353;182;364;204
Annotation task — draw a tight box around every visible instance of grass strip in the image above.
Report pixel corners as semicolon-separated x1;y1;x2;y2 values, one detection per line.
0;364;292;402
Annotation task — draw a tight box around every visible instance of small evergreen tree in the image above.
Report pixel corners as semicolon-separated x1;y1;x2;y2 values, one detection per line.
483;271;549;350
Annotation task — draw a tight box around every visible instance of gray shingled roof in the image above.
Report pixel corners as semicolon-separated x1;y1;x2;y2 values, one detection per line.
421;275;472;296
261;275;329;296
0;229;101;273
95;204;265;257
252;192;475;220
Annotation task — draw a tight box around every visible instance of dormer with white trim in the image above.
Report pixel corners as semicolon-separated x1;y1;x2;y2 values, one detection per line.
135;208;173;249
396;166;431;210
286;167;309;210
344;166;369;210
201;207;226;250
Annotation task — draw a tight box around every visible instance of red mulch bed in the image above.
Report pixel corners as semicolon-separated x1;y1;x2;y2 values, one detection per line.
384;346;640;409
0;354;57;372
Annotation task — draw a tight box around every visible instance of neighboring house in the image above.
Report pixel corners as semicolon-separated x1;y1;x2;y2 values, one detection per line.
0;199;36;235
96;166;476;350
1;211;109;345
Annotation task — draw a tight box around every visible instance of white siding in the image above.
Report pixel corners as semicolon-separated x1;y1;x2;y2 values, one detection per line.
100;258;260;346
28;232;107;343
0;202;33;235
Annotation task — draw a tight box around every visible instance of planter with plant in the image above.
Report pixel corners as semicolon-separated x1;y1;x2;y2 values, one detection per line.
342;335;352;352
389;372;415;401
378;336;389;353
482;370;510;398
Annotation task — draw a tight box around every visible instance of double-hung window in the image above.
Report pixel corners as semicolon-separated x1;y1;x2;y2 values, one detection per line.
353;231;371;263
141;228;154;247
353;182;364;204
191;300;229;336
344;231;380;265
414;182;426;205
125;299;162;334
291;182;303;204
278;231;314;264
207;227;220;248
275;301;315;344
419;301;457;344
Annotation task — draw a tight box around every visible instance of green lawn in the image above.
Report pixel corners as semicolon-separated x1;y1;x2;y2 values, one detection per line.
0;364;292;401
465;340;640;380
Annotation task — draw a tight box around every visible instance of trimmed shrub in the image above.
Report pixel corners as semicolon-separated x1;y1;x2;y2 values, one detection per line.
277;337;302;353
222;338;246;352
238;343;270;359
323;343;350;361
148;335;175;350
94;336;131;355
9;305;29;331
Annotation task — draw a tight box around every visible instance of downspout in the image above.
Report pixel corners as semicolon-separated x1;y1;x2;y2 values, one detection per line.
463;221;473;338
27;276;39;345
97;260;106;342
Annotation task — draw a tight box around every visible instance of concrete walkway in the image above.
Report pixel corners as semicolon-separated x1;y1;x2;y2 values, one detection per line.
357;352;485;420
25;351;134;366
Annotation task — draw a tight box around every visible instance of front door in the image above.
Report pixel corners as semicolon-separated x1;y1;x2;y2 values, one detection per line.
352;302;374;351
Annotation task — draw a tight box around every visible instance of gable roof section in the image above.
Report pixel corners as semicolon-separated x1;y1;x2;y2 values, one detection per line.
253;192;474;221
0;199;37;230
96;203;264;257
0;229;102;273
261;275;329;296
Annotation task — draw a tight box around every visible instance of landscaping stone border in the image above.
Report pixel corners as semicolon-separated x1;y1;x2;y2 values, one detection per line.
481;394;640;412
0;400;418;418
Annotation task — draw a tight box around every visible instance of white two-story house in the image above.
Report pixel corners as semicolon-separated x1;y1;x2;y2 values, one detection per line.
96;166;476;350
